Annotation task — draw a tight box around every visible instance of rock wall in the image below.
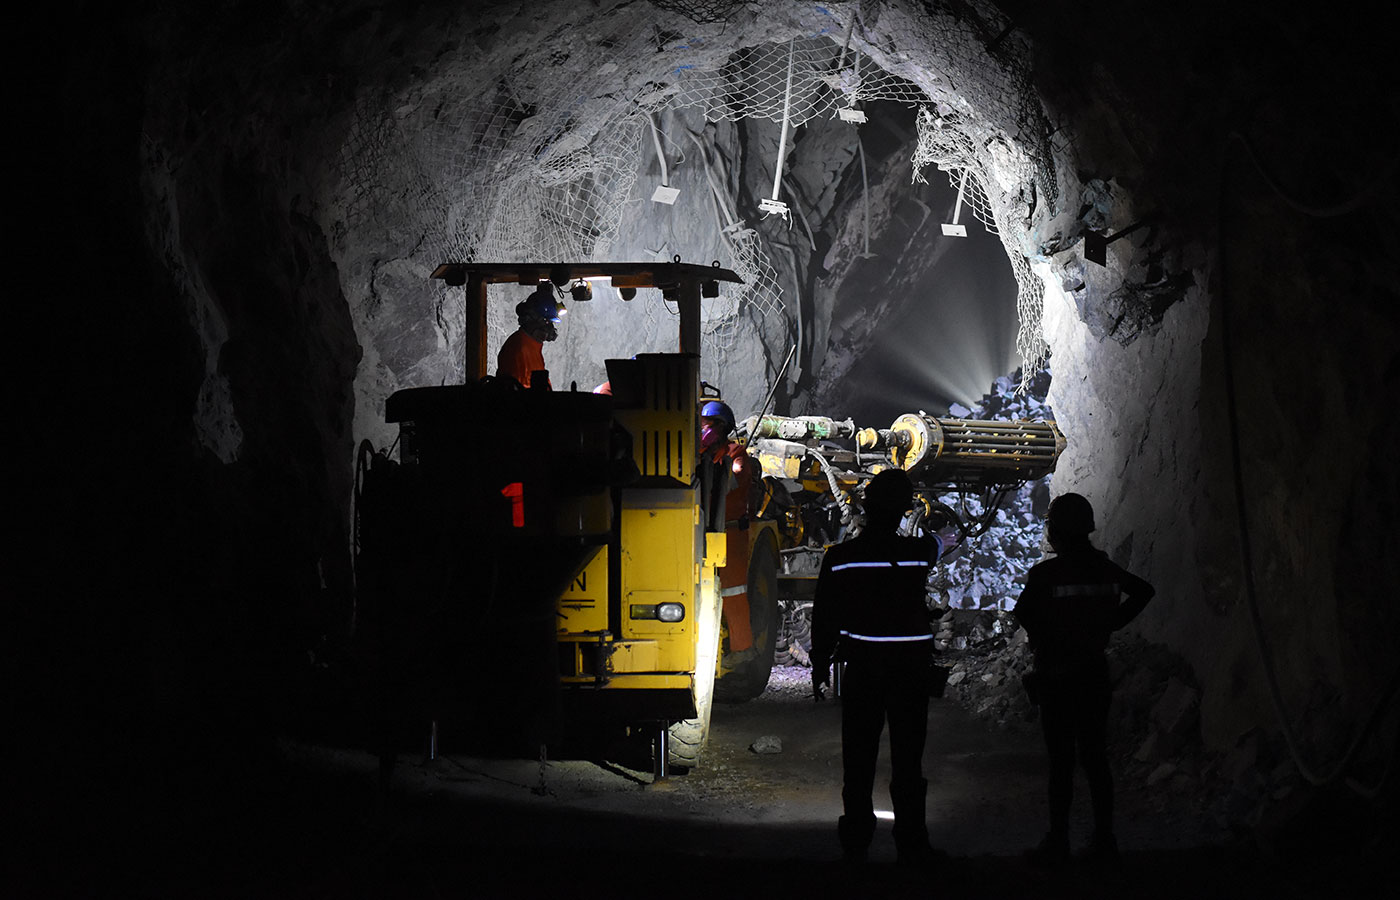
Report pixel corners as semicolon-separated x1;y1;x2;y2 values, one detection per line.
1011;0;1399;774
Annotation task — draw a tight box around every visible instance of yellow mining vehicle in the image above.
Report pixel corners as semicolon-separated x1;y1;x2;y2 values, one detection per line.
354;260;777;773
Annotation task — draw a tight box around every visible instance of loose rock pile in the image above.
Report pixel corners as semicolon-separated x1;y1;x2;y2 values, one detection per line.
937;618;1311;843
927;365;1053;615
937;608;1037;729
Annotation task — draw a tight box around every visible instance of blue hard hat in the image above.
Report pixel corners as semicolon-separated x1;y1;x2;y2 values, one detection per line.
517;285;563;323
700;400;736;432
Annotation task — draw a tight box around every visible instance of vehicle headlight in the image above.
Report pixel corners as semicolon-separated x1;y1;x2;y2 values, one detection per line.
628;602;686;623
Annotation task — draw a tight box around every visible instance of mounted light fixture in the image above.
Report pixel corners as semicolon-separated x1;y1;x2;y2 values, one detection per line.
940;170;968;237
1084;216;1155;266
761;38;797;223
649;113;680;205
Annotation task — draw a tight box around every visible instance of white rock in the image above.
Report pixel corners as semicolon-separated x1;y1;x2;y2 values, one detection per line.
749;735;782;754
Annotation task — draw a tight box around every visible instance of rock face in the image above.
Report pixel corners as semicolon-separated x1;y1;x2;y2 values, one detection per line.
23;0;1398;846
1024;11;1399;770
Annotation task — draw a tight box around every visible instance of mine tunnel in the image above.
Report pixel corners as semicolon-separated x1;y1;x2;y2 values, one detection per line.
16;0;1398;896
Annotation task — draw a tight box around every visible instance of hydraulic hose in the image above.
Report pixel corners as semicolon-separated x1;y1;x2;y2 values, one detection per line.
807;447;855;537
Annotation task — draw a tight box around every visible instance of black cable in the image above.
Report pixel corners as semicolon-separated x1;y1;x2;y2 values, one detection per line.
1218;131;1399;795
1227;131;1398;219
350;439;380;638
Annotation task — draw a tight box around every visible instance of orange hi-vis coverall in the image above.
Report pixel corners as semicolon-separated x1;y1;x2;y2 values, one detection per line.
496;329;550;389
706;439;759;651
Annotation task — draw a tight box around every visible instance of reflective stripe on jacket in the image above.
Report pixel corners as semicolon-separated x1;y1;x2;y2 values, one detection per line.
1012;546;1155;675
811;532;944;669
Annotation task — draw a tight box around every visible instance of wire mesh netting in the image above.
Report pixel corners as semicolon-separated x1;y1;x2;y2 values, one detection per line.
913;107;1050;374
650;0;748;25
338;2;1056;383
664;36;929;128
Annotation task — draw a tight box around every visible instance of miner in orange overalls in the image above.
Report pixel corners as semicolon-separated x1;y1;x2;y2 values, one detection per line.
496;284;563;389
699;399;760;660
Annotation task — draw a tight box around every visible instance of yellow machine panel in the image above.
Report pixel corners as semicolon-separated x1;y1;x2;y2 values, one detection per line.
558;546;608;634
626;590;689;636
603;673;694;690
606;641;661;672
620;500;697;673
752;438;808;480
705;531;727;568
557;637;670;682
609;354;699;486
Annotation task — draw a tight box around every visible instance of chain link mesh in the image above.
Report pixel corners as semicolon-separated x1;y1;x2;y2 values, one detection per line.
337;3;1055;384
663;36;930;128
913;107;1049;376
650;0;748;25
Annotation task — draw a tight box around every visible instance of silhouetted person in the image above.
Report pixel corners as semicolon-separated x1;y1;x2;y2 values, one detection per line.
1013;492;1155;866
496;284;563;388
811;469;957;866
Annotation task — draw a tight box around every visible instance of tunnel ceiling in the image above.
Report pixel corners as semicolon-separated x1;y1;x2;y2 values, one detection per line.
139;0;1118;457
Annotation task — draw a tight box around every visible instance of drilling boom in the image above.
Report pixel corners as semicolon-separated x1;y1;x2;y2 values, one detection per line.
858;412;1065;488
745;411;1065;491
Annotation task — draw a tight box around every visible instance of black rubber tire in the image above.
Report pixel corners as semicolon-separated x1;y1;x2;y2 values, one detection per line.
775;601;813;666
666;716;706;770
714;532;780;703
668;559;724;771
787;602;813;653
774;631;794;667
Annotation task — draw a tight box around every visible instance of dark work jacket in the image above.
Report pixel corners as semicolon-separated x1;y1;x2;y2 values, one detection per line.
811;531;945;671
1013;546;1155;676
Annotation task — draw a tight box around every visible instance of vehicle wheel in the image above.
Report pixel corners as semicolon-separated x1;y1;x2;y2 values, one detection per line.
784;601;813;657
714;532;779;703
775;601;813;667
668;554;724;770
666;715;705;770
774;630;794;667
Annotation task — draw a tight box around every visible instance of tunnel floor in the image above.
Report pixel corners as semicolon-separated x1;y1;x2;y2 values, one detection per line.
29;669;1376;899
